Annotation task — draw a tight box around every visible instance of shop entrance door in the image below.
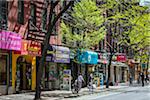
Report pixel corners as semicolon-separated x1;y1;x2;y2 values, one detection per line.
16;57;32;92
0;54;8;94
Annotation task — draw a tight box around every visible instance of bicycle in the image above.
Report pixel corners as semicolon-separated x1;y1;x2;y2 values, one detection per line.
71;80;80;94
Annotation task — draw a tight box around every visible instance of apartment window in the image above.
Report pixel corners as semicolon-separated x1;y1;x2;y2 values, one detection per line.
31;4;36;26
51;10;56;35
18;1;24;24
62;0;66;9
0;1;8;30
42;8;47;30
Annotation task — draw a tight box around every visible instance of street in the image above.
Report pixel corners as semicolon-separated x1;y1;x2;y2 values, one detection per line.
0;84;149;100
66;85;150;100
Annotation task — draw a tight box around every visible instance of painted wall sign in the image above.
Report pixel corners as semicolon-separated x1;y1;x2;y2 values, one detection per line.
0;31;22;51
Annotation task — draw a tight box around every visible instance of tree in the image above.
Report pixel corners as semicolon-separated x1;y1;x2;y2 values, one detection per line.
34;1;74;99
98;0;150;88
61;0;106;51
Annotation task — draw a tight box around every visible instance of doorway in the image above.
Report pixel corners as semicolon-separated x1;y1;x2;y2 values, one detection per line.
0;54;8;94
16;56;32;92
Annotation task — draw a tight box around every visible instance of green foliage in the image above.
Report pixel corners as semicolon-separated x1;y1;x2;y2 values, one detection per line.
100;0;150;61
61;0;106;49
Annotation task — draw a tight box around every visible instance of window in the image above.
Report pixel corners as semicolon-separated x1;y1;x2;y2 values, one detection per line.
42;8;47;30
18;0;24;24
51;10;57;35
0;55;7;85
31;4;36;26
0;1;8;30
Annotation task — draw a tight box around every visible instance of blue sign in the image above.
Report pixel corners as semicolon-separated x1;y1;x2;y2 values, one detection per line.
78;51;98;64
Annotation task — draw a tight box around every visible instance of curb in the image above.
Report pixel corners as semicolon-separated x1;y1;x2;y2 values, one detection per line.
63;86;128;98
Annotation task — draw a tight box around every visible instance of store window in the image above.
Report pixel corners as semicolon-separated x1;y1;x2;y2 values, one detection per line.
0;55;7;85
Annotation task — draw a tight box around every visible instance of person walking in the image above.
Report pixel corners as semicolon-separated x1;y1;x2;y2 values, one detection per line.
77;73;85;91
129;74;133;85
138;73;141;84
88;73;94;92
141;72;145;87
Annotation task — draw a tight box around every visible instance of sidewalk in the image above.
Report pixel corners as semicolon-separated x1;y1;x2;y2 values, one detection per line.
0;84;130;100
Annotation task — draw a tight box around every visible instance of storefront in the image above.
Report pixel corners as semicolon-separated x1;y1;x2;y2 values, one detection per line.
0;31;22;94
77;51;98;85
94;53;108;86
12;40;41;93
44;45;70;90
111;54;128;84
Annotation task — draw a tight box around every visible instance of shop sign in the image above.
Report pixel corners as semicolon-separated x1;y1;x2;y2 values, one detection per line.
98;53;108;64
112;54;126;62
117;55;126;62
46;45;70;63
79;51;98;64
0;31;22;51
21;40;41;56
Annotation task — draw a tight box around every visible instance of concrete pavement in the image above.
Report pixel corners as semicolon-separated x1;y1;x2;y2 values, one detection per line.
0;82;149;100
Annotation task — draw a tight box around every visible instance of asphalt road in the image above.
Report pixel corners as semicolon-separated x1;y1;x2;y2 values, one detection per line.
69;85;150;100
93;87;150;100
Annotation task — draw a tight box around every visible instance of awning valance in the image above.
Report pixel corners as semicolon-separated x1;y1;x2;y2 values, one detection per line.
111;61;128;67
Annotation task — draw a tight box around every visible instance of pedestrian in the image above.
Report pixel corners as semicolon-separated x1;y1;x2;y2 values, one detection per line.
145;74;149;83
88;73;94;92
77;73;85;91
129;74;132;85
138;73;141;84
141;72;145;87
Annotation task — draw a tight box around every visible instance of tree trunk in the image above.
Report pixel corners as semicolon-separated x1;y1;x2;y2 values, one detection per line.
34;1;74;99
106;50;113;88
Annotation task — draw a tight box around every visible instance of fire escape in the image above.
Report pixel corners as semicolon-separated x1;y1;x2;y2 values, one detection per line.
27;0;47;43
27;0;59;45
